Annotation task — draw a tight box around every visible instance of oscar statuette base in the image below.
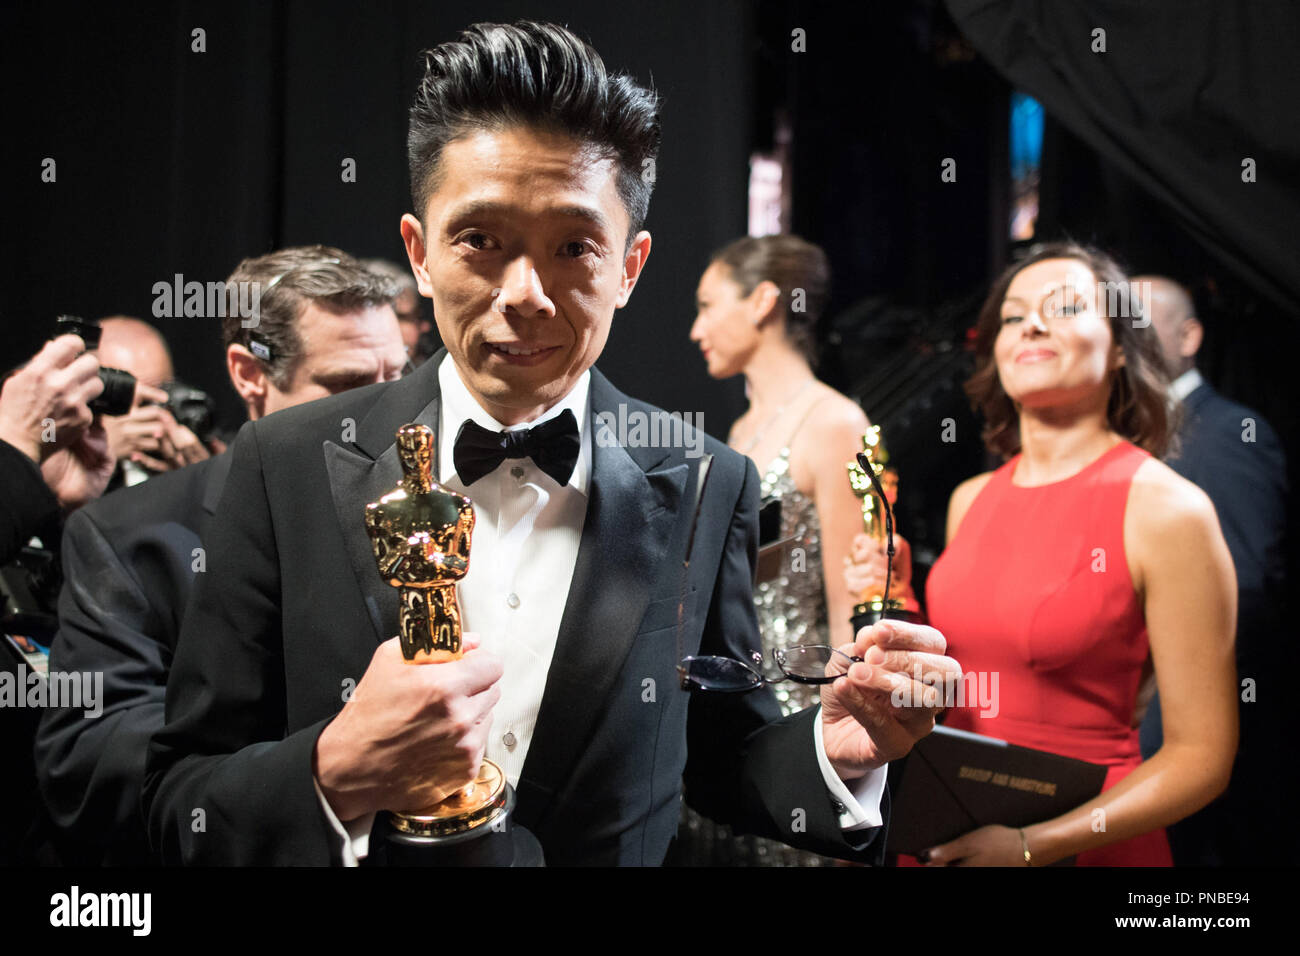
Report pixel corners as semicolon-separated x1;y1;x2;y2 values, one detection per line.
851;598;923;635
379;759;544;866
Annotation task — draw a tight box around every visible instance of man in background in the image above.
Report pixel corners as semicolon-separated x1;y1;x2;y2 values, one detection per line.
35;246;406;864
362;258;437;366
1136;274;1289;866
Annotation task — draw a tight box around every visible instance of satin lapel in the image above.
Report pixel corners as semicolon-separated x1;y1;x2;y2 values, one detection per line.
323;352;447;644
514;371;688;828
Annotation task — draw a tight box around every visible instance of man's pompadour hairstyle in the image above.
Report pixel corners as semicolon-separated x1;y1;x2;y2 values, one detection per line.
407;20;661;247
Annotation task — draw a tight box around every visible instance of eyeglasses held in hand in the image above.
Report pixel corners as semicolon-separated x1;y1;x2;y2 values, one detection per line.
676;450;895;695
677;644;864;693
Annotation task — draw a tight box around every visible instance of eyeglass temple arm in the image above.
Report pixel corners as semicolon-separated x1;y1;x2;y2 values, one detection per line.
855;452;895;606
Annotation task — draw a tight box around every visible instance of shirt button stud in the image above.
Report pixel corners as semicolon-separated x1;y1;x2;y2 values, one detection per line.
503;732;517;749
506;592;520;609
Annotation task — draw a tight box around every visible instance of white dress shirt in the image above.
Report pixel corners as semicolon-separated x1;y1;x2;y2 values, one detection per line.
1171;367;1204;402
318;354;884;863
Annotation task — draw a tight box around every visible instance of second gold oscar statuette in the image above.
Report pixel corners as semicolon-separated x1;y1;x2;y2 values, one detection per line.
846;426;919;630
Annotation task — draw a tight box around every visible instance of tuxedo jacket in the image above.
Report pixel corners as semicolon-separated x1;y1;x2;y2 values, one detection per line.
35;452;232;865
143;352;887;865
1166;383;1286;621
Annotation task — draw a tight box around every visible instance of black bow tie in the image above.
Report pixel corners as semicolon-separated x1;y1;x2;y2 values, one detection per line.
453;408;580;487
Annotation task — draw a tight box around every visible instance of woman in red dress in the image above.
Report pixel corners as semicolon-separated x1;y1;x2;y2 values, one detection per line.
919;243;1237;866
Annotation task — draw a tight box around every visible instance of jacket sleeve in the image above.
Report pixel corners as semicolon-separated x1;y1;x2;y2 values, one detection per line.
142;422;338;864
0;437;61;565
34;507;172;863
683;457;888;863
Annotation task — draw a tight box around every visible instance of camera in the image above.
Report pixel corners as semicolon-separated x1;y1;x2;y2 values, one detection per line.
54;315;136;416
54;316;217;440
157;382;216;443
0;542;60;641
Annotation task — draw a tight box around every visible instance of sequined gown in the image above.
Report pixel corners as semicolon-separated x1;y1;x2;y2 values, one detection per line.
752;447;828;715
670;446;833;866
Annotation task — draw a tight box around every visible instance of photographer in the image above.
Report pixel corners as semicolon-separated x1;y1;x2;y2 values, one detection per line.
0;333;114;565
97;317;216;486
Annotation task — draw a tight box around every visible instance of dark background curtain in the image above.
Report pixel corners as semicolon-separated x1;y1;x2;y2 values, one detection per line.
948;0;1300;315
4;0;756;436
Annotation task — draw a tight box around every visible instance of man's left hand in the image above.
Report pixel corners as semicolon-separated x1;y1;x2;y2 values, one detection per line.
820;619;960;779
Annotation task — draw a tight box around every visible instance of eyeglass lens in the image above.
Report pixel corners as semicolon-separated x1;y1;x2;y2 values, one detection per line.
678;655;763;692
774;645;843;683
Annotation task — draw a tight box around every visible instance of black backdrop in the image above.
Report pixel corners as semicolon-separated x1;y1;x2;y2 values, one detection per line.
4;0;757;435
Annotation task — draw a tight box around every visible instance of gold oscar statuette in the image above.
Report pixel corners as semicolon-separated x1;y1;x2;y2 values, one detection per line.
364;423;507;841
846;425;909;626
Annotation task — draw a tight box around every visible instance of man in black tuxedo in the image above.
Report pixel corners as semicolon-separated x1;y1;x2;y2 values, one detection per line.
35;247;407;864
1136;275;1289;865
144;21;961;866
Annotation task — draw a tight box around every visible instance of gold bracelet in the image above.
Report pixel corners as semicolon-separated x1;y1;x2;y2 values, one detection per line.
1018;828;1032;866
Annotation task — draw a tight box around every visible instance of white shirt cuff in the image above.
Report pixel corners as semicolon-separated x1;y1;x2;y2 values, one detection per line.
813;706;887;831
313;777;374;866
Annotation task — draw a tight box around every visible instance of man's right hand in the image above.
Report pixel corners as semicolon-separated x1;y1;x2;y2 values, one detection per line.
312;635;503;822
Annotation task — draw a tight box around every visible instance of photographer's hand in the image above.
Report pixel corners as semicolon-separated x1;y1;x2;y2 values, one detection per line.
125;408;210;471
161;414;211;467
0;334;103;462
104;384;207;470
40;420;116;510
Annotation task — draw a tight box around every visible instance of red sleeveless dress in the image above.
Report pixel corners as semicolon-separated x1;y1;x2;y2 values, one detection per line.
925;441;1172;866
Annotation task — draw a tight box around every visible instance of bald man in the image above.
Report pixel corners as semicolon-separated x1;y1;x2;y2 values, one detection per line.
98;317;173;389
1136;275;1289;866
98;316;211;483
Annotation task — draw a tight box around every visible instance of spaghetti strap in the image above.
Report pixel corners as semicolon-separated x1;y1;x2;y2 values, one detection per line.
782;392;835;448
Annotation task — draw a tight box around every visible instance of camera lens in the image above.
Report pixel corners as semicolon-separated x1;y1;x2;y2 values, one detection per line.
91;367;137;416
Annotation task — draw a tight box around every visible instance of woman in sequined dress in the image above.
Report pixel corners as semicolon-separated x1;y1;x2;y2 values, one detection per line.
669;234;895;866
